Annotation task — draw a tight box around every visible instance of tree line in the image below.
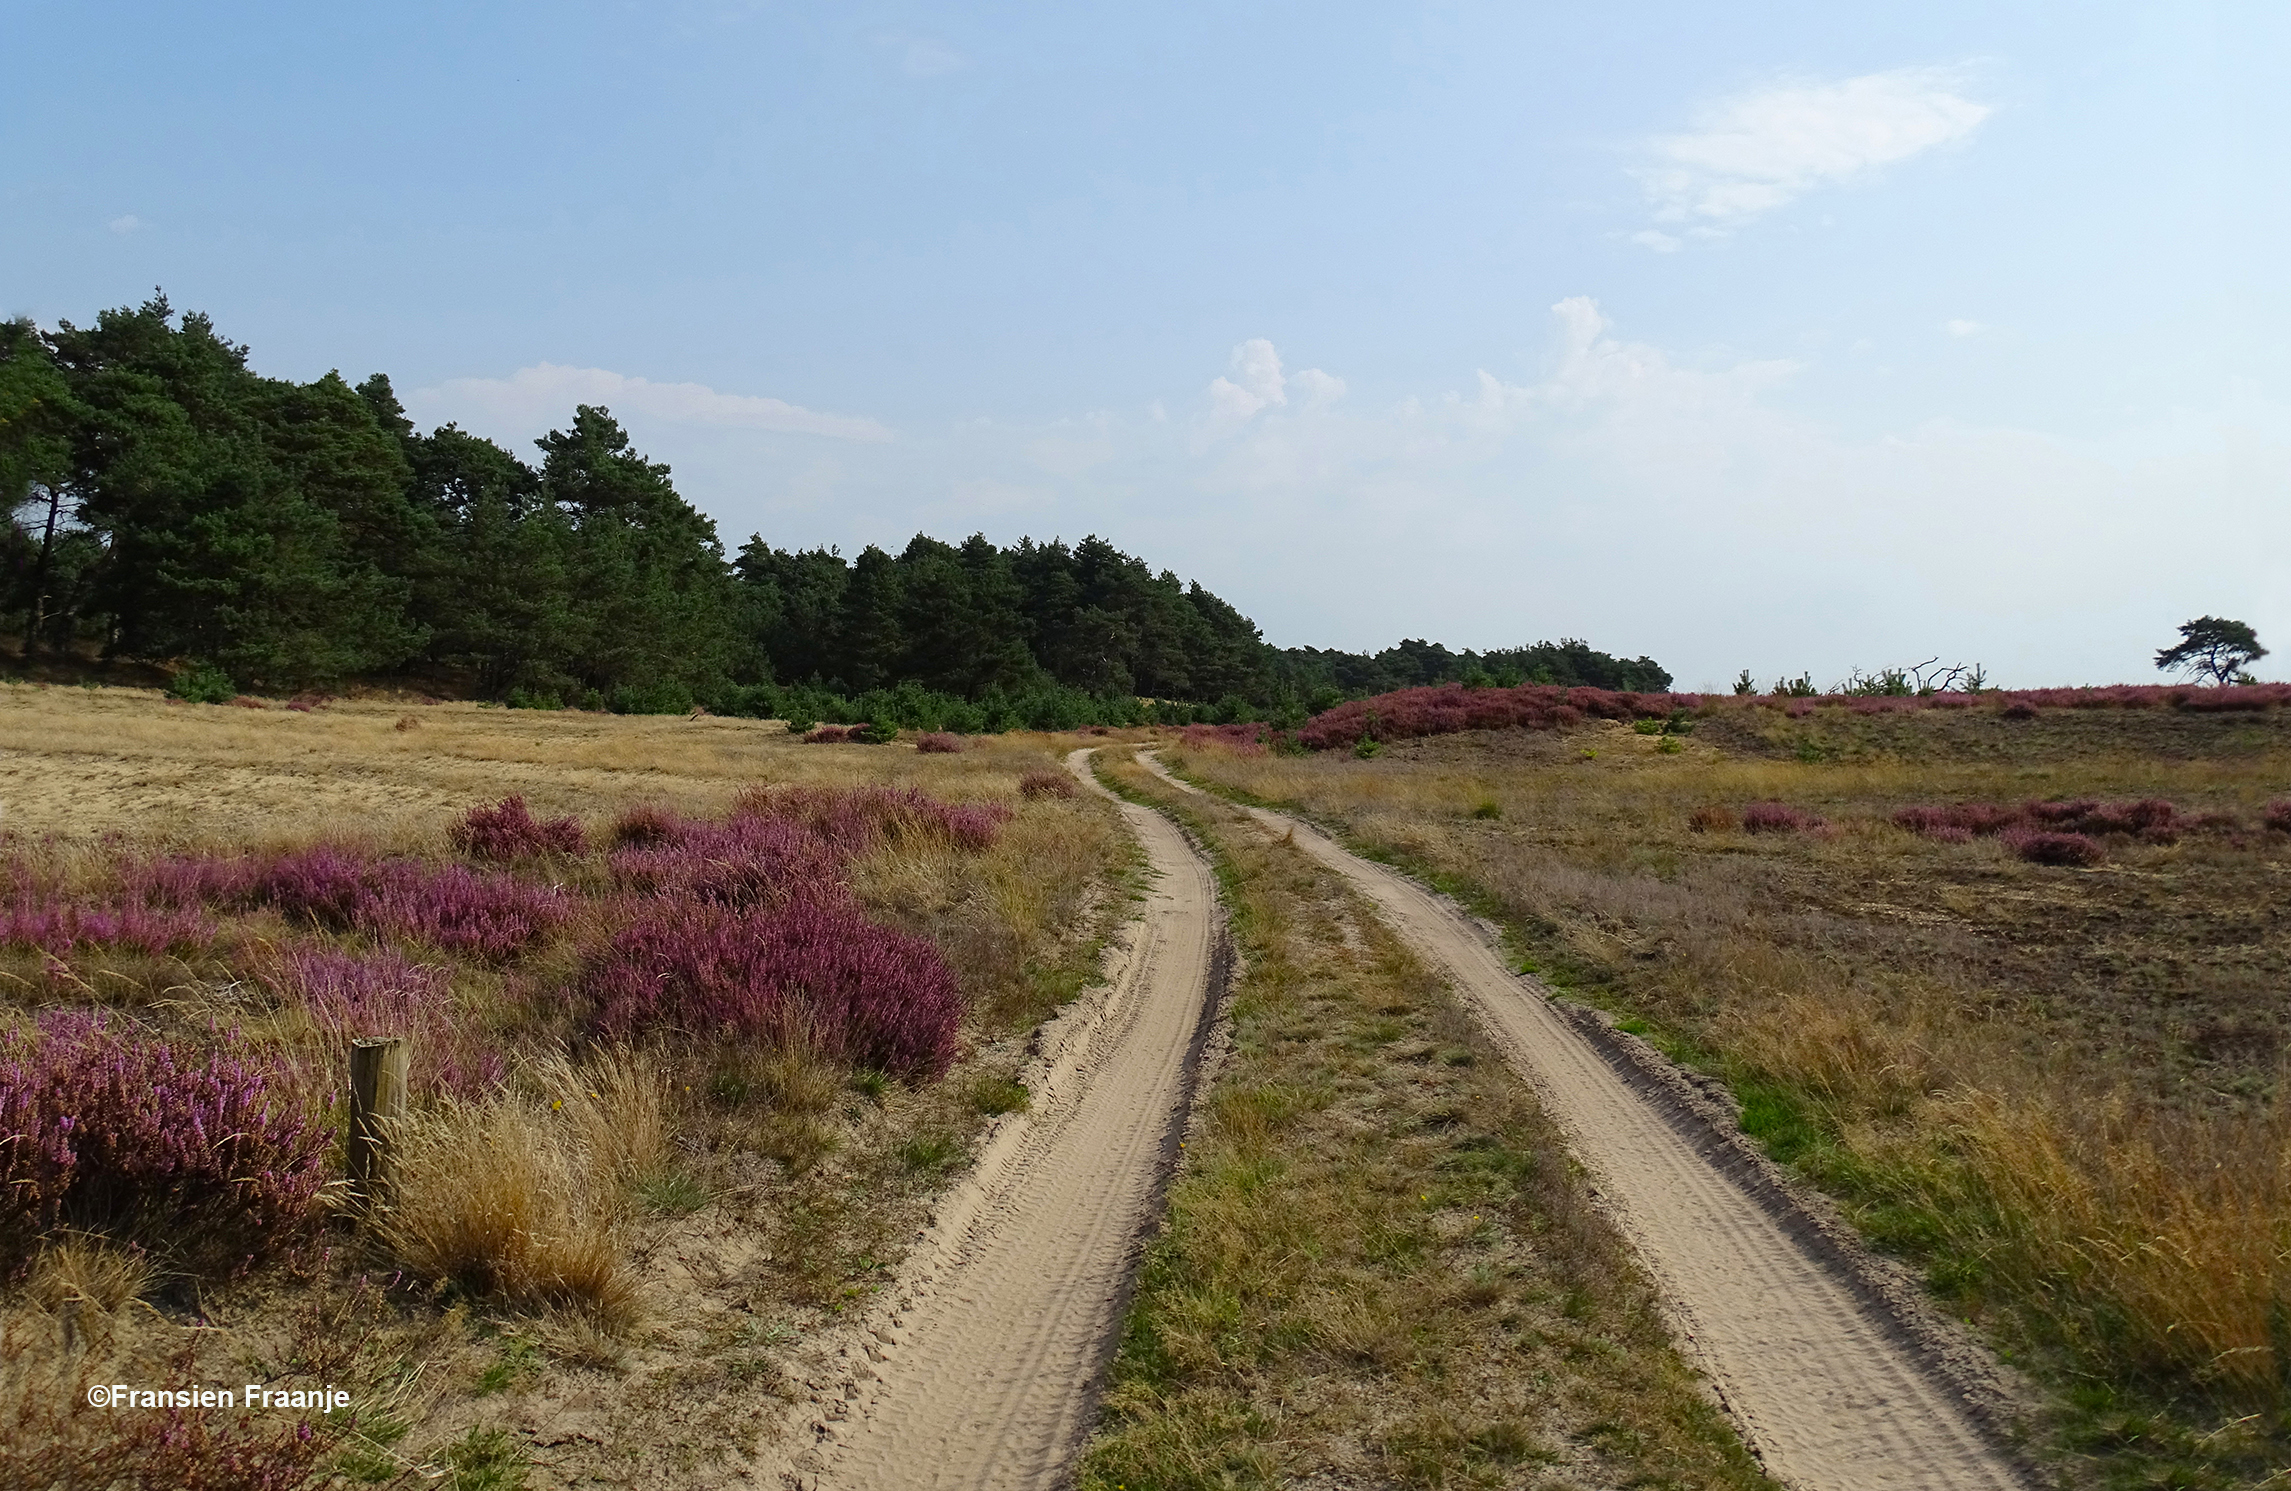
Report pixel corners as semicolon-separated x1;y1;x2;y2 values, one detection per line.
2;296;1669;727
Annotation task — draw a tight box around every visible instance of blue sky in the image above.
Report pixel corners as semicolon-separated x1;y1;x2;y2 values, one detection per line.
6;1;2283;687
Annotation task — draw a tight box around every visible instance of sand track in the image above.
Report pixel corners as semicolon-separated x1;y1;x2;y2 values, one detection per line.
1138;752;2027;1491
766;748;1221;1490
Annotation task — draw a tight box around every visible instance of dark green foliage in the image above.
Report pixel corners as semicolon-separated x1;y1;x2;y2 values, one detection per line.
4;296;1670;726
167;663;234;704
2155;617;2266;686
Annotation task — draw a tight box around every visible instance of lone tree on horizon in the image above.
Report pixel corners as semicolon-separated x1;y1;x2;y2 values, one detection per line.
2154;616;2267;685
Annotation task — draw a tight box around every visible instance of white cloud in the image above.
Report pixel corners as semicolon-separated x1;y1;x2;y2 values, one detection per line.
107;214;146;235
1205;338;1344;426
1634;66;1990;238
1946;318;1985;338
409;363;891;444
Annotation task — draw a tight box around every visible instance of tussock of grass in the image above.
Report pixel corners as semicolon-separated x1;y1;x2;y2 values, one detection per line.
1079;755;1772;1491
375;1066;648;1330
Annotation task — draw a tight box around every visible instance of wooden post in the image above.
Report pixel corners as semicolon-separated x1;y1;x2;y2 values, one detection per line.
347;1037;409;1214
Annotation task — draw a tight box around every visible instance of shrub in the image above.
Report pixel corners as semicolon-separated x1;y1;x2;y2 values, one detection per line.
609;815;837;909
1297;683;1701;751
1741;802;1822;834
1019;770;1076;801
2008;830;2106;867
0;900;215;959
733;784;1011;854
805;725;859;744
166;664;235;705
914;733;963;754
2266;800;2291;833
2001;701;2040;720
450;796;588;861
610;804;681;847
0;1019;331;1271
131;848;570;961
1686;806;1736;834
586;900;963;1077
856;720;900;745
264;946;501;1098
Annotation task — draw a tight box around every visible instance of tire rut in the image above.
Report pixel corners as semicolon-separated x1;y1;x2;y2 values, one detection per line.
763;748;1222;1490
1137;751;2027;1491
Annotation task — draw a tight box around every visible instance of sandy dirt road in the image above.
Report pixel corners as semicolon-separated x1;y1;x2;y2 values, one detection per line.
1138;753;2025;1491
768;748;1220;1490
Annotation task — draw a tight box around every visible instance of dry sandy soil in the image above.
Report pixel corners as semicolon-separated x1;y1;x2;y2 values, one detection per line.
756;749;1222;1490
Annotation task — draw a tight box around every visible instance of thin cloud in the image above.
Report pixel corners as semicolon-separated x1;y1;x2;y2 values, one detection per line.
411;363;891;443
1634;66;1990;239
107;215;146;235
1946;318;1985;338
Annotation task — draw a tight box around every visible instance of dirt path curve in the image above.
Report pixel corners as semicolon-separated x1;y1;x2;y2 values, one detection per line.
1138;753;2025;1491
768;748;1220;1491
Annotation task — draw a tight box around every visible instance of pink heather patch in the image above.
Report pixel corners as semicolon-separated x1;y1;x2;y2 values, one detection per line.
1298;684;1703;751
914;733;963;754
0;900;215;959
1741;802;1823;834
265;946;501;1097
2265;800;2291;834
610;814;840;909
0;1016;330;1268
129;848;569;961
450;796;587;861
2005;830;2107;867
587;900;962;1077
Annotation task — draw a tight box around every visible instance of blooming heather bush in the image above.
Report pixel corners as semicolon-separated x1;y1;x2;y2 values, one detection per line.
264;947;502;1097
1019;770;1077;801
450;796;587;861
357;863;572;960
914;733;963;754
610;814;838;909
0;901;215;959
0;1019;331;1270
2008;830;2107;867
734;784;1011;854
1894;798;2191;846
1297;683;1703;751
130;848;569;961
611;803;681;847
1741;802;1823;834
2267;801;2291;833
586;901;962;1076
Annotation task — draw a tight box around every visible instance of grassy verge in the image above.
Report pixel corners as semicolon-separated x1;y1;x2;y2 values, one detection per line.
1077;751;1775;1491
1160;733;2291;1490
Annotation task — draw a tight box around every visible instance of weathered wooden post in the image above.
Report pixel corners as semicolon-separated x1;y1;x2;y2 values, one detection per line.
347;1037;409;1214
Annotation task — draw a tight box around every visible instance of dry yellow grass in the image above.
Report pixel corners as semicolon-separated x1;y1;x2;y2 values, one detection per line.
377;1073;645;1330
1169;716;2291;1481
0;680;1103;849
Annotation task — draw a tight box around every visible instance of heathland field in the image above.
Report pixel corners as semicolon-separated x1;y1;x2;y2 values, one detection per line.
0;684;1132;1486
1167;698;2291;1488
